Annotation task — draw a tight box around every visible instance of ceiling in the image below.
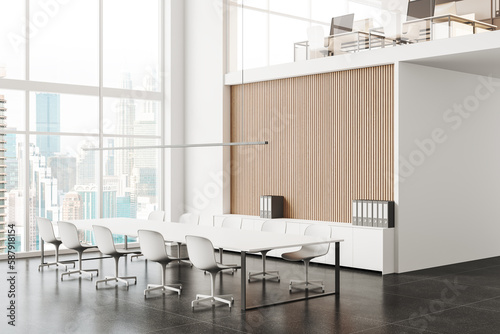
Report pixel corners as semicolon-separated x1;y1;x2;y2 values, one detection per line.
404;47;500;79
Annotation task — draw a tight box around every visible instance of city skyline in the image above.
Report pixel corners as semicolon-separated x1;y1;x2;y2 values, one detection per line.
3;72;161;252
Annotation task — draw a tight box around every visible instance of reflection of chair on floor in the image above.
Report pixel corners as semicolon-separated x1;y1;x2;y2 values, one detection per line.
282;224;331;293
248;220;287;282
37;217;75;271
93;225;137;289
186;235;238;310
58;221;99;281
131;210;165;261
139;230;182;297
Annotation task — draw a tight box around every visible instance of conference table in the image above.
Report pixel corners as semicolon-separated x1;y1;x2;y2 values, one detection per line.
68;218;343;311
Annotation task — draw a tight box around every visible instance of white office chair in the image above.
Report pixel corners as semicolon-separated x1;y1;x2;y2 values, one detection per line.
174;213;200;266
248;220;287;282
58;221;99;281
221;216;241;229
148;210;165;221
37;217;75;271
307;26;328;59
138;230;182;296
218;217;242;273
282;224;331;292
185;235;238;310
378;1;410;44
93;225;138;289
131;210;166;261
179;213;200;225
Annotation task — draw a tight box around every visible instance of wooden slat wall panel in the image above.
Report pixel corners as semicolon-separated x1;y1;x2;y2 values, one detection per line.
230;65;394;223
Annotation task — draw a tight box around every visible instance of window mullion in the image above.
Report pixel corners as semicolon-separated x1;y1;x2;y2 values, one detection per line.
99;0;104;219
24;0;30;253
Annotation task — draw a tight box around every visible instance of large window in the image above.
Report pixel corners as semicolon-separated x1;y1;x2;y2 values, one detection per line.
0;0;165;254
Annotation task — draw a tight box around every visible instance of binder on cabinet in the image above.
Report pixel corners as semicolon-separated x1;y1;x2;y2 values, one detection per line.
352;201;357;225
260;195;284;219
357;200;363;225
352;199;394;228
362;201;368;226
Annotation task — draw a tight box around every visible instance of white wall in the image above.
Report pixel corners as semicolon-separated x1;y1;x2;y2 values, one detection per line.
182;0;230;224
397;62;500;272
164;0;185;222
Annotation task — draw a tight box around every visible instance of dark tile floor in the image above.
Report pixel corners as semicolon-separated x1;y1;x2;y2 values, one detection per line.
2;252;500;333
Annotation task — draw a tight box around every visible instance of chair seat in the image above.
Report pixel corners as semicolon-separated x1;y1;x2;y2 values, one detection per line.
75;244;97;253
282;249;321;262
52;238;63;246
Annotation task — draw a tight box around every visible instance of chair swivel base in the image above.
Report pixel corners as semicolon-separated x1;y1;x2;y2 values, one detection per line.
192;294;234;310
130;253;144;261
248;270;280;282
38;261;75;271
61;268;99;281
144;283;182;296
205;264;240;275
289;279;324;293
96;275;137;288
180;259;193;267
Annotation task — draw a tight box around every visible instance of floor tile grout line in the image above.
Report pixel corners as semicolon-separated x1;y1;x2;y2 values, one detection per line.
451;295;500;312
350;322;445;334
142;320;248;334
350;323;444;334
388;303;468;327
382;287;500;303
383;263;500;287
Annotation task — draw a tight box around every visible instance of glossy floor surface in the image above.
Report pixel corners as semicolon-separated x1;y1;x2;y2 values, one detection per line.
2;252;500;333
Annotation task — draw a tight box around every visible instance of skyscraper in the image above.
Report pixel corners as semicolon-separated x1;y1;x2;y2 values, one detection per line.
4;131;18;190
105;138;115;176
75;184;117;220
36;93;60;159
48;154;77;193
62;192;83;220
76;140;96;186
115;73;135;187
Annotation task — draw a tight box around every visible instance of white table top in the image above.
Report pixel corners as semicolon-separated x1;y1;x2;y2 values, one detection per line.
69;218;343;253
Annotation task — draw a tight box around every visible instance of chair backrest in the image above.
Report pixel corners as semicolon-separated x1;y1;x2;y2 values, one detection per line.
58;221;82;250
330;13;355;36
407;0;434;20
353;18;373;32
138;230;168;262
179;213;200;225
148;210;165;221
185;235;218;271
307;26;325;49
261;220;287;234
435;2;457;16
380;0;410;39
92;225;117;255
302;224;332;256
37;217;57;243
221;217;242;229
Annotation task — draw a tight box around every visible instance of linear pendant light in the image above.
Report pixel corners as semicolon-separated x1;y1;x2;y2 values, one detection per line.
83;141;268;151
